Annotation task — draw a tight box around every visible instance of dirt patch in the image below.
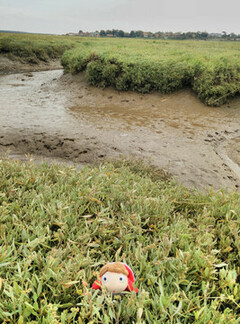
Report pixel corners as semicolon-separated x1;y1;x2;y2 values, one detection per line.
0;132;118;164
1;65;240;192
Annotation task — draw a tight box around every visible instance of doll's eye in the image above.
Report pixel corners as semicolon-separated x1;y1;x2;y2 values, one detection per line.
119;275;124;281
103;275;108;282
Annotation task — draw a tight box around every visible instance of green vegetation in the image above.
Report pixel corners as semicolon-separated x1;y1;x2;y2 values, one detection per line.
0;33;79;64
0;159;240;323
61;38;240;106
1;33;240;105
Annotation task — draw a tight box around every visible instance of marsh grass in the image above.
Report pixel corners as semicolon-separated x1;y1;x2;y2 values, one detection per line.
1;34;240;105
0;33;79;64
61;38;240;106
0;159;240;323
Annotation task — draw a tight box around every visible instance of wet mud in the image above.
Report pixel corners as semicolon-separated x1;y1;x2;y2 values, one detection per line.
1;68;240;191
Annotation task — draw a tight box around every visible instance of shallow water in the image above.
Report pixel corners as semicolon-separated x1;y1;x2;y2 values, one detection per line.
1;70;240;191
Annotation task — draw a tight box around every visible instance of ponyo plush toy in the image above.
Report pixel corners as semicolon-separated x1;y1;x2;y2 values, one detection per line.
92;262;138;294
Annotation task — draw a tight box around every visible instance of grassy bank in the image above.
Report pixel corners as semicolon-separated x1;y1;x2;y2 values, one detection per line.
0;160;239;323
0;33;80;64
1;34;240;106
61;38;240;106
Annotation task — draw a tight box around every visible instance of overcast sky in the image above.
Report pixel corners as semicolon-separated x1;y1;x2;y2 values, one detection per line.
0;0;239;35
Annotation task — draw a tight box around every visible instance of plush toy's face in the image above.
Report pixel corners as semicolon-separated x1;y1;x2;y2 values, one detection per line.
101;271;128;293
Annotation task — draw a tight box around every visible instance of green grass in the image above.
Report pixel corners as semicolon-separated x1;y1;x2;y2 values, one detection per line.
0;159;240;323
61;38;240;106
0;33;80;63
1;34;240;106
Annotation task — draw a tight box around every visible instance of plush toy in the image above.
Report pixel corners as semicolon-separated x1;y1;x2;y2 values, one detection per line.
92;262;138;294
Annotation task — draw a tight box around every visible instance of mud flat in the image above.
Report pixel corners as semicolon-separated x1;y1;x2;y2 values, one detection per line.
226;137;240;166
216;136;240;181
1;67;240;191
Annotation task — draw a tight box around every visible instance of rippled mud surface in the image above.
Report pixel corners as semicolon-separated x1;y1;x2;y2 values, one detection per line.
1;69;240;191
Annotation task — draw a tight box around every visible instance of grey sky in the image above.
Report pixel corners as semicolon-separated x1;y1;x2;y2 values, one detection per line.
0;0;239;34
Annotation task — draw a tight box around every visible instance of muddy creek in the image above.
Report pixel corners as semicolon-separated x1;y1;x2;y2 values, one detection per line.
1;69;240;191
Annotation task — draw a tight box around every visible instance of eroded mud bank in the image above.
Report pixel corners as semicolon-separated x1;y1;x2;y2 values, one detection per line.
0;55;62;74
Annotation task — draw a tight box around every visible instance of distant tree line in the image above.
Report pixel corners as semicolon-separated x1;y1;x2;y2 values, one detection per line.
78;29;240;40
